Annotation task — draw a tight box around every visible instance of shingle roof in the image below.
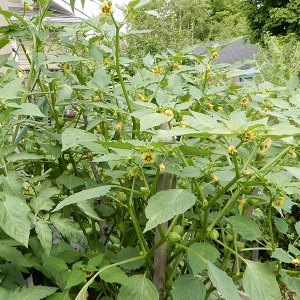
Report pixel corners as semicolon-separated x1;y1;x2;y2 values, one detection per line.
194;37;259;69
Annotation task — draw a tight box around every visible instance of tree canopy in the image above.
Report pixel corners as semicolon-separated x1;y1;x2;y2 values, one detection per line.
243;0;300;43
125;0;248;58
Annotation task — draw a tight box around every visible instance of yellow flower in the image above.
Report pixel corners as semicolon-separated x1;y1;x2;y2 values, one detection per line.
0;123;3;129
87;151;93;159
289;147;297;159
128;167;137;178
116;122;123;130
243;170;252;177
272;196;286;207
152;66;164;76
240;97;249;105
26;5;34;11
206;103;214;110
17;71;23;78
262;106;269;113
104;57;110;65
173;63;182;70
244;130;255;141
180;121;189;128
94;95;100;101
227;145;237;155
291;258;300;266
25;48;31;56
211;51;219;60
205;64;211;71
138;93;145;101
100;1;113;15
217;106;223;112
261;138;272;153
211;175;218;183
141;152;155;164
63;63;72;73
164;109;174;121
95;125;101;133
238;198;246;211
159;163;166;172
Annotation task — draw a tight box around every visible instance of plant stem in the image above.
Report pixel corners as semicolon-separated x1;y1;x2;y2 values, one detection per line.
75;255;146;300
268;202;276;250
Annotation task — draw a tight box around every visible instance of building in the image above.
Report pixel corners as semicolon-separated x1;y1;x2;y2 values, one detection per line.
0;0;95;69
194;37;260;85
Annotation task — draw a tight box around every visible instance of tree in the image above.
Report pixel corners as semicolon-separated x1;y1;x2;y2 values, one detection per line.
125;0;248;58
243;0;300;43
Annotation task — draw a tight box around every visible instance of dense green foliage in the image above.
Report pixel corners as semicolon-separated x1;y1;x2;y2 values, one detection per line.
0;0;299;299
254;34;300;85
125;0;248;58
243;0;300;43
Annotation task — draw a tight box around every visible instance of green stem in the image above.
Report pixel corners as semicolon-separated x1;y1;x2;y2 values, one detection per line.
150;168;161;196
268;202;276;250
207;189;242;232
75;256;146;300
178;150;207;202
127;178;149;253
214;238;245;262
112;16;137;137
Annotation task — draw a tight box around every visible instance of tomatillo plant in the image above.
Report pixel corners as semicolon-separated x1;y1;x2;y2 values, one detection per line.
0;0;299;299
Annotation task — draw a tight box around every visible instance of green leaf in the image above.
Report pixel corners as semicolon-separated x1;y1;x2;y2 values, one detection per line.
43;54;84;64
61;128;98;151
280;270;300;300
296;221;300;236
47;290;71;300
143;53;154;67
65;270;86;289
100;266;130;285
271;248;293;263
118;274;159;300
144;10;160;17
0;36;9;49
144;189;197;232
0;53;10;68
284;167;300;180
289;244;300;256
207;262;241;300
42;255;68;272
51;214;88;247
56;85;73;103
114;247;145;270
273;217;288;234
31;187;59;214
228;215;261;240
171;275;206;300
0;78;23;100
0;244;32;267
242;260;281;300
6;153;44;163
0;194;31;246
77;201;102;221
87;254;104;271
52;186;111;211
12;103;45;117
2;171;23;198
35;219;53;256
187;242;220;275
6;285;57;300
92;69;111;89
56;175;85;190
139;112;168;131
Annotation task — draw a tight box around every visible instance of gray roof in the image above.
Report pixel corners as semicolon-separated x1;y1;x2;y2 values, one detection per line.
194;37;259;69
